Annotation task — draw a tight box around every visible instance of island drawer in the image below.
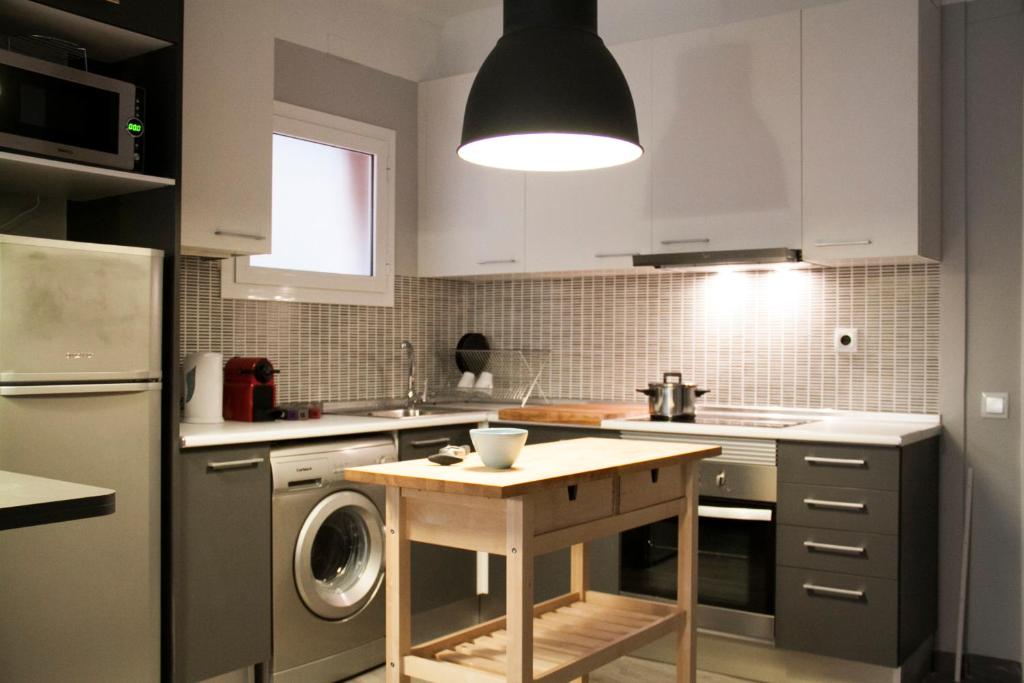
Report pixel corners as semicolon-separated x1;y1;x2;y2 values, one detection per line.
533;477;615;534
776;566;897;666
779;443;899;491
778;524;898;579
619;464;684;513
778;483;898;534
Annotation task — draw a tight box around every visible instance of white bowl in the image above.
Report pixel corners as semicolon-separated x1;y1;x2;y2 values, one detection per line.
470;427;528;469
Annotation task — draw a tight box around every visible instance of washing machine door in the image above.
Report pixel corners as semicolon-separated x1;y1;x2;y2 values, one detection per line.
294;489;385;621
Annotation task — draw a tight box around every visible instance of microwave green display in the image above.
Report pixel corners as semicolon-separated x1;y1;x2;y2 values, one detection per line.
125;118;144;137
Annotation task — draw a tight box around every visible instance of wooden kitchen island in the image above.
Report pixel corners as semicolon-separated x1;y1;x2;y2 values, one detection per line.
345;437;720;683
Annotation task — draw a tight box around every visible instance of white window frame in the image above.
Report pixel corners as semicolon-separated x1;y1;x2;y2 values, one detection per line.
221;101;396;306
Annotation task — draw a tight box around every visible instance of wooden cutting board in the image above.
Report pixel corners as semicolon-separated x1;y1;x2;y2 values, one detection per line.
496;402;649;427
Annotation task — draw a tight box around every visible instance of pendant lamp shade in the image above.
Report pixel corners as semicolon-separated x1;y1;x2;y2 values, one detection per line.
458;0;643;172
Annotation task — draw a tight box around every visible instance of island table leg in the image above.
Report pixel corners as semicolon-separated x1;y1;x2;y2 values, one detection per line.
677;463;698;683
506;496;535;683
570;542;589;683
385;487;411;683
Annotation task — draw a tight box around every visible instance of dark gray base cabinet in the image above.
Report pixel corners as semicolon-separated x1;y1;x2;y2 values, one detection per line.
398;425;479;618
775;439;939;668
175;444;272;683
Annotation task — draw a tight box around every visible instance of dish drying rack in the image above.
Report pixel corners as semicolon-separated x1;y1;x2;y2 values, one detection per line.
434;348;551;407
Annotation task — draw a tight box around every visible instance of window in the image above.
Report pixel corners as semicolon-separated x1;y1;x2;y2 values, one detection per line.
221;101;395;305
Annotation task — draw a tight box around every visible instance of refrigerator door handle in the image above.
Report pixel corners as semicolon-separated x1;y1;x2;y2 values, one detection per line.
1;382;162;397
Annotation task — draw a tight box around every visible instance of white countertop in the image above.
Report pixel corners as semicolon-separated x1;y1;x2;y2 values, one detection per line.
604;411;941;446
180;404;941;449
180;412;491;449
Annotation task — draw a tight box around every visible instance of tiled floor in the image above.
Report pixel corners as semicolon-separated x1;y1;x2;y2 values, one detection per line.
346;657;755;682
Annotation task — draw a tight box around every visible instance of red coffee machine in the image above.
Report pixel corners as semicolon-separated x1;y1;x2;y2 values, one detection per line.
223;357;279;422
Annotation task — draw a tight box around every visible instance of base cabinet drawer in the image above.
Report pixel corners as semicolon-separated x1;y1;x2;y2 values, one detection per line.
619;464;683;513
533;478;614;534
779;442;899;491
776;567;897;666
778;483;898;534
778;525;898;579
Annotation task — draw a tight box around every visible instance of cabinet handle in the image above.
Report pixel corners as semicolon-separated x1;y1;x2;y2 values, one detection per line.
214;230;267;241
410;437;450;448
814;239;872;247
803;498;866;511
802;583;865;600
660;238;710;246
478;258;517;265
595;252;638;258
803;540;867;556
207;457;263;472
804;456;867;468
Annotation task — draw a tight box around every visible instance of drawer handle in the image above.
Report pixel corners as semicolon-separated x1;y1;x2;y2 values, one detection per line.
595;252;639;258
814;239;872;248
803;498;866;512
803;541;867;556
207;457;263;472
214;230;267;241
567;484;578;502
650;468;660;484
661;238;710;246
803;583;865;600
410;437;450;448
804;456;867;468
477;258;517;265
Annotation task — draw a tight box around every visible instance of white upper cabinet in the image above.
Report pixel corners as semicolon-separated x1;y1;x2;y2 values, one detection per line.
801;0;940;264
417;73;526;277
650;11;802;254
181;0;273;256
523;41;653;273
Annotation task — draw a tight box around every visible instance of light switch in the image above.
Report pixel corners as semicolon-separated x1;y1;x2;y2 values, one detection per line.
981;392;1009;419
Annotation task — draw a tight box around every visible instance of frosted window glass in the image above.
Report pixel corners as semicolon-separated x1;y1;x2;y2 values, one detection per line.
251;134;374;276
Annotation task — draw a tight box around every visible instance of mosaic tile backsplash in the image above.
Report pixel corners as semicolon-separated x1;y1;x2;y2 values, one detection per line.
180;258;940;413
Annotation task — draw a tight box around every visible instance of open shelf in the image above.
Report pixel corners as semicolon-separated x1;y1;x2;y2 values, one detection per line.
405;591;681;683
0;151;175;201
0;0;172;62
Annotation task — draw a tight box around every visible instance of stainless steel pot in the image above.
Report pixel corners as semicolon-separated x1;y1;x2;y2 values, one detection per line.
637;372;711;420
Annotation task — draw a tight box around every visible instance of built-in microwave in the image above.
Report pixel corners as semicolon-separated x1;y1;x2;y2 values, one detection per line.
0;47;144;171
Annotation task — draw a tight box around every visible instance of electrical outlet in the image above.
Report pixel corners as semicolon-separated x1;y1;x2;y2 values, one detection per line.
834;328;858;353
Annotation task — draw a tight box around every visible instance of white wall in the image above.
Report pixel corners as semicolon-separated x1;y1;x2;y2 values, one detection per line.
273;0;441;81
435;0;847;79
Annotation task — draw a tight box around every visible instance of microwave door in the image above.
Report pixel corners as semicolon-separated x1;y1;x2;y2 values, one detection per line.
0;236;162;383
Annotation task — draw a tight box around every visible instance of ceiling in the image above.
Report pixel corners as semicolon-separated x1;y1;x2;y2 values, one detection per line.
385;0;497;24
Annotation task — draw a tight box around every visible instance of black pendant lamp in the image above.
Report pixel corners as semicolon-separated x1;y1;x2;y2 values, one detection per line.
458;0;643;172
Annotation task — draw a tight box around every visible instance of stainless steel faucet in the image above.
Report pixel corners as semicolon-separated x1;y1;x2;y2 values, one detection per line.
401;340;416;410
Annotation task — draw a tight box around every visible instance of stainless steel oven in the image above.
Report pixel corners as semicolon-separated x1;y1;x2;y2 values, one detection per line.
619;434;778;643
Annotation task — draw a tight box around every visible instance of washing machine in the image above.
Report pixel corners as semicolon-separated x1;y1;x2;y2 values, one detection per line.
270;437;396;682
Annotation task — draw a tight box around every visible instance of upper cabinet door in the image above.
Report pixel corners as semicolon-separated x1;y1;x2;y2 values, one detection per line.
180;0;273;257
523;40;653;273
802;0;940;264
650;11;802;254
417;74;526;277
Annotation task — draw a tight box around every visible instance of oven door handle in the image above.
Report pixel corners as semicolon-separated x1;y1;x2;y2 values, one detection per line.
698;504;773;522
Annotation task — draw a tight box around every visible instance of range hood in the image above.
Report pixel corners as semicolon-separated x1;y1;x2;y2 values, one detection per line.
633;248;802;270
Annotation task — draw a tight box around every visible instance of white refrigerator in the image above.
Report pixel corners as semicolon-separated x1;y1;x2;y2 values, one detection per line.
0;234;162;682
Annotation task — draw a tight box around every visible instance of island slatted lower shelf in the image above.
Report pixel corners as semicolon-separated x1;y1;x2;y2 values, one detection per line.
344;437;720;683
405;591;680;683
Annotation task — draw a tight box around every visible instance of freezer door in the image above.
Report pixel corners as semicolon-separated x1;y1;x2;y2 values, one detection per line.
0;383;161;682
0;234;162;382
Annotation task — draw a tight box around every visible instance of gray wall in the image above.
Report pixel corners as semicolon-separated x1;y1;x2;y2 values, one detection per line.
273;39;419;276
943;0;1024;663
